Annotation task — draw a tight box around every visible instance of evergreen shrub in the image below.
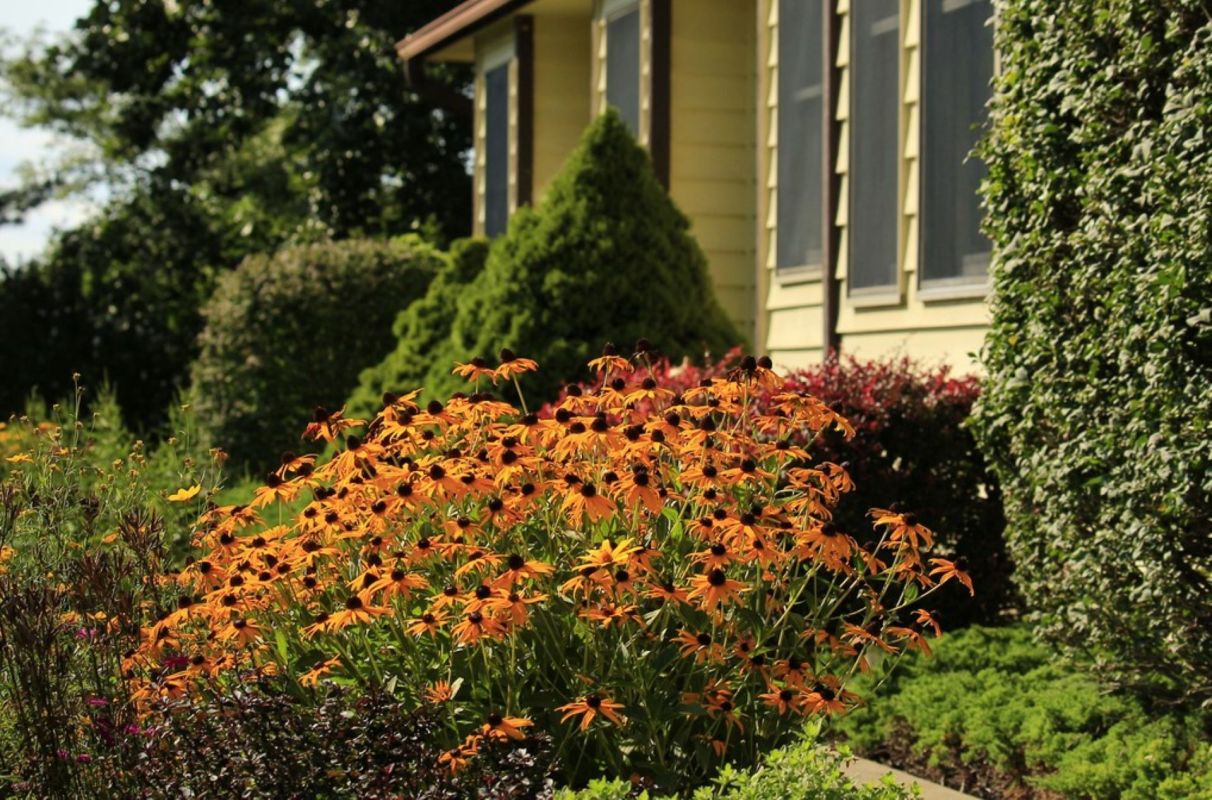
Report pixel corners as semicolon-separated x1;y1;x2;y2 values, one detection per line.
412;109;741;404
835;626;1212;800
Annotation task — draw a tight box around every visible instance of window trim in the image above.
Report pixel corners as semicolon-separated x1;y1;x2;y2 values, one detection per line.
774;0;828;276
846;0;904;304
918;0;994;291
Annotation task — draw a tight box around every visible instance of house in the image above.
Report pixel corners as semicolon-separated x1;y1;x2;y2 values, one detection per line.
396;0;994;371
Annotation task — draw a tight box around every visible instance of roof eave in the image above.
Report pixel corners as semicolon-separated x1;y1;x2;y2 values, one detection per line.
395;0;535;63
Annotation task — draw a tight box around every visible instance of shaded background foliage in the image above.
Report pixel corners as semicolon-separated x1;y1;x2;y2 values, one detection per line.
0;0;471;430
190;237;443;471
973;0;1212;705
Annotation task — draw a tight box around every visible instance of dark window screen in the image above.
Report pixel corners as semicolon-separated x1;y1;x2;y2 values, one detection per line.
606;9;641;134
776;0;825;270
922;0;993;283
484;63;510;238
849;0;900;291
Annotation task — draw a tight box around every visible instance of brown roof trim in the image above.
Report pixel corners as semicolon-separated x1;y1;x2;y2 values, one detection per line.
396;0;535;62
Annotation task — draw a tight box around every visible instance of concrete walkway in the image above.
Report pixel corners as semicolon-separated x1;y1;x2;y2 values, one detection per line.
836;753;977;799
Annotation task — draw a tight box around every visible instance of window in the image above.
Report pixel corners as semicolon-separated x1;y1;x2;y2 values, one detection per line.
921;0;993;285
605;7;641;134
776;0;825;271
484;62;510;238
849;0;900;293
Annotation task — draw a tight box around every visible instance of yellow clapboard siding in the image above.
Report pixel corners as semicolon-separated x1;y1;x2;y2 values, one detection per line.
766;304;825;350
766;278;824;311
769;348;825;371
671;109;753;145
533;13;592;199
672;142;755;178
671;74;755;110
692;216;760;250
673;178;754;217
670;0;757;345
836;326;986;372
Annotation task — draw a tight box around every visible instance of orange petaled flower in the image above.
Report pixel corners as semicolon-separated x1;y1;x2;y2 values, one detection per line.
121;349;963;776
557;692;627;730
438;734;480;774
576;538;640;571
928;557;974;595
491;349;538;381
453;357;498;382
481;713;533;741
366;567;429;600
687;569;747;609
302;406;361;442
586;342;631;375
646;578;690;606
675;629;725;663
426;680;458;704
871;508;935;550
760;684;807;716
561;481;615;524
407;610;448;638
452;610;506;645
326;595;389;630
217;617;262;648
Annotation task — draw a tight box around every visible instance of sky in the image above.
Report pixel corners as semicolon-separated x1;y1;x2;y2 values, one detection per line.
0;0;96;266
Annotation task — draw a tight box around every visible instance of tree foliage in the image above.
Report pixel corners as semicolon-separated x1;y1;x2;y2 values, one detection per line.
190;237;442;470
972;1;1212;704
417;110;742;403
0;0;471;428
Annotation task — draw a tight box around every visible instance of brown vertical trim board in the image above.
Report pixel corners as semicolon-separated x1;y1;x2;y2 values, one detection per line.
821;0;842;357
649;0;671;188
515;15;535;207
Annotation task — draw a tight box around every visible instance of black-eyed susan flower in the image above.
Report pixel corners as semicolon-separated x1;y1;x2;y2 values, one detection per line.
480;713;533;741
687;569;747;610
557;692;627;730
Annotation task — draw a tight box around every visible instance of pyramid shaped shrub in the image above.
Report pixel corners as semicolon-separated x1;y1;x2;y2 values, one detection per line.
421;109;742;401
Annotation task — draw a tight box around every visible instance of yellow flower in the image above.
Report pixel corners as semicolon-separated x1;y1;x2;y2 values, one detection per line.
167;484;202;503
4;453;32;464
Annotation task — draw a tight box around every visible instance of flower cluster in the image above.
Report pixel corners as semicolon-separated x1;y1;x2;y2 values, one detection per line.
128;347;966;786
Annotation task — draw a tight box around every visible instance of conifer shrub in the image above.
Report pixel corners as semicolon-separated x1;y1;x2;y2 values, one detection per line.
190;237;441;470
347;237;490;419
835;626;1212;800
972;1;1212;703
413;110;741;403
